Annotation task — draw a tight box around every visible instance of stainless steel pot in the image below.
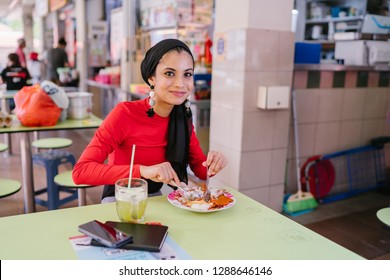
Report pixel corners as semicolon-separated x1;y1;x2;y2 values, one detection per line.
66;92;93;119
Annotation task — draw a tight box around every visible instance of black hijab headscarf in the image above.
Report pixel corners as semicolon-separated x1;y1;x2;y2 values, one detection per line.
140;38;194;86
141;39;194;193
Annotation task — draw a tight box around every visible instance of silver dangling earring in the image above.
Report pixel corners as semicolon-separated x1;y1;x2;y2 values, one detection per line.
184;97;192;118
147;85;155;117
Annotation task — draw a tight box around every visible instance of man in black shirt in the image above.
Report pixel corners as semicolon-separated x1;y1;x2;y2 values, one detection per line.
46;37;69;84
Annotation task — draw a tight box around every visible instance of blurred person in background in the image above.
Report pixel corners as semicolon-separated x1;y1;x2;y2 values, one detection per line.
27;52;43;84
45;37;69;84
0;53;31;110
15;38;27;68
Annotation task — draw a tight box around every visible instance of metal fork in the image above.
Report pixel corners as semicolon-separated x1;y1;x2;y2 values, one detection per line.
204;167;211;202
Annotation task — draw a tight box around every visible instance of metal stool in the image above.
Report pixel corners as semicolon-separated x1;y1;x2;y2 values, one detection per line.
32;137;78;210
54;170;95;207
32;137;73;150
377;207;390;228
0;145;21;199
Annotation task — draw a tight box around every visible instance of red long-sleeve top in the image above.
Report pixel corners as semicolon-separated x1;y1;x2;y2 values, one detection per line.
72;99;207;185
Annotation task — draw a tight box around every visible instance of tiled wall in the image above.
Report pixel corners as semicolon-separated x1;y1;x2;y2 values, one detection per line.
285;69;390;193
211;0;294;212
294;70;390;89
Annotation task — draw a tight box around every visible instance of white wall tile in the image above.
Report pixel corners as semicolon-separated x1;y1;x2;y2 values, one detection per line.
287;123;295;158
295;89;319;124
317;89;343;122
230;110;244;151
214;0;249;32
382;120;390;136
341;88;366;120
268;184;285;212
210;106;244;151
208;142;240;189
314;122;341;155
211;69;244;110
240;150;272;189
297;123;316;157
247;0;294;31
270;149;288;185
285;157;298;193
277;31;295;71
361;119;385;144
209;106;234;148
242;111;274;151
276;71;294;85
245;29;279;71
240;186;270;206
364;88;388;119
273;110;291;149
339;121;363;150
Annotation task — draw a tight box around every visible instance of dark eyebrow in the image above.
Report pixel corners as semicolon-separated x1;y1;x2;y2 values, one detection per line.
163;67;193;72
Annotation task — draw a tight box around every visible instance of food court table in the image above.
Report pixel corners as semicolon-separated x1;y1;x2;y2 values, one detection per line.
0;189;364;260
0;115;102;213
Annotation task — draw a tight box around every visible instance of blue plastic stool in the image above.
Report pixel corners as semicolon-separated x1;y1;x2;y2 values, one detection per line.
33;150;78;210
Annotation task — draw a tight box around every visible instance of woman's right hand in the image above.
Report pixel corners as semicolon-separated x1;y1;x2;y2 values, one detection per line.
139;162;181;186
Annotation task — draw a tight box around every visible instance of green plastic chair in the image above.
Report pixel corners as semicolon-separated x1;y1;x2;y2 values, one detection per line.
0;179;21;198
54;170;95;207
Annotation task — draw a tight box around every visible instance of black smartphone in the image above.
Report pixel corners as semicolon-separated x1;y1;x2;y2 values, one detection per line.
78;220;133;248
89;222;168;252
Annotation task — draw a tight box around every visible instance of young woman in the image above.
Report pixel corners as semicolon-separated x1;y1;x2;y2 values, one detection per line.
72;39;227;201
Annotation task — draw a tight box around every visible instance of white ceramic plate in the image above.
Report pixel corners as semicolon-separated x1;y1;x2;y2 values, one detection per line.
167;188;236;213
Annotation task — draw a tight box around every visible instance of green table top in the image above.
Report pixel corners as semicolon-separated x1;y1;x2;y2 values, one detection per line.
0;189;364;260
377;207;390;226
0;90;18;99
0;114;103;134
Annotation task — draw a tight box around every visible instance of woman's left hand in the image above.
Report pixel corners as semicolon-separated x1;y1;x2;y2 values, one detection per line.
202;151;228;176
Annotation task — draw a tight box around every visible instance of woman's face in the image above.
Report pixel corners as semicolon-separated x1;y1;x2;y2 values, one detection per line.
149;50;194;108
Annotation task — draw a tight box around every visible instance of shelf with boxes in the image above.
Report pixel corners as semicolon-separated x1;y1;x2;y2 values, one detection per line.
295;0;368;42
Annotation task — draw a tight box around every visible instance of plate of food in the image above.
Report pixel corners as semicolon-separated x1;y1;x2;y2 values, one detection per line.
167;186;236;213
